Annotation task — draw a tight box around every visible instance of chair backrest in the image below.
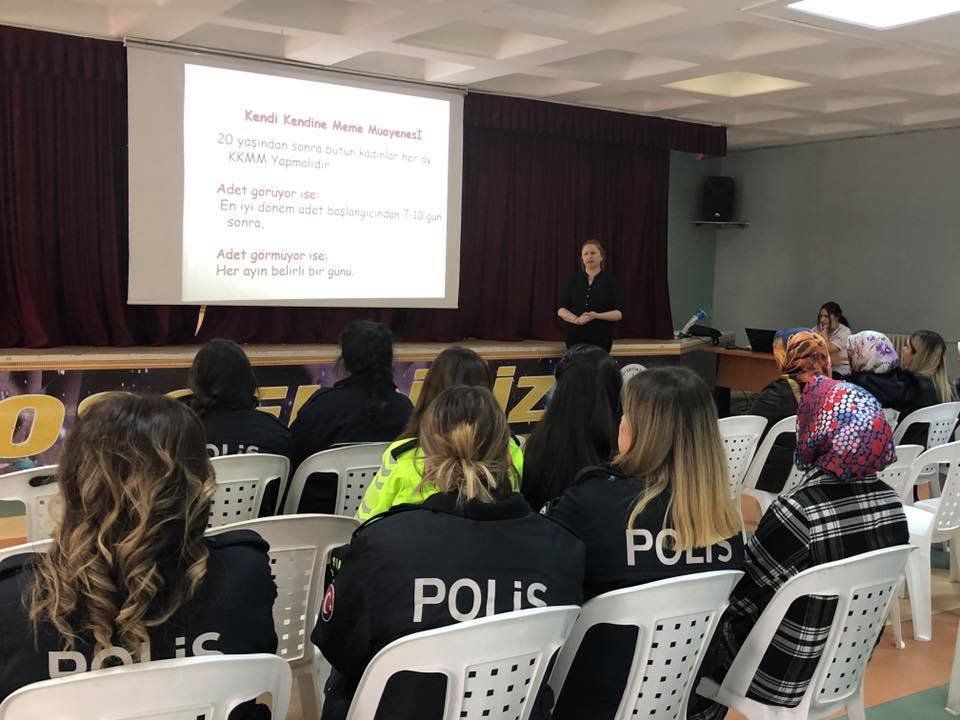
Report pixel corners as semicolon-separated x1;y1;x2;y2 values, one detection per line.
208;453;288;527
346;606;580;720
741;416;803;494
905;441;960;535
717;416;768;499
893;402;960;449
283;442;389;516
549;571;743;720
876;445;925;503
0;539;53;566
207;514;358;668
716;546;913;718
0;466;60;542
0;653;291;720
883;408;900;431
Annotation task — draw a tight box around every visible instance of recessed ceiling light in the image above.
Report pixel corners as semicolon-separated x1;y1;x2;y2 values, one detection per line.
788;0;960;30
664;72;808;98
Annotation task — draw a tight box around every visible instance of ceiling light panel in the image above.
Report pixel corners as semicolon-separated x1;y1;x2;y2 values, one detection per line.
788;0;960;30
664;72;809;98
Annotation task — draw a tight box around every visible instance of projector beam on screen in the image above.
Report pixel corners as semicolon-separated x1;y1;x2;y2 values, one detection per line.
127;43;464;309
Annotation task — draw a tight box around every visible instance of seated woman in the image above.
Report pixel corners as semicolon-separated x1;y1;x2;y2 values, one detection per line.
749;329;830;494
898;329;956;445
548;366;744;720
521;344;622;512
688;378;908;720
290;320;413;513
312;385;585;720
0;394;277;714
356;346;523;520
813;301;852;376
189;338;293;515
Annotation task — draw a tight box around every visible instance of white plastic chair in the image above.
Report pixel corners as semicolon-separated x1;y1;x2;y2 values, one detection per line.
741;416;804;516
876;445;925;505
0;653;291;720
283;442;389;517
718;416;768;500
0;539;53;566
0;466;60;542
902;441;960;641
883;408;900;431
345;606;580;720
696;545;913;720
208;453;289;528
948;619;960;714
207;513;357;718
893;402;960;497
548;571;743;719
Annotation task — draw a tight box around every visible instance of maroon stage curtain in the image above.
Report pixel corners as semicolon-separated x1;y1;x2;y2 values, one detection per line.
0;26;196;347
0;25;725;348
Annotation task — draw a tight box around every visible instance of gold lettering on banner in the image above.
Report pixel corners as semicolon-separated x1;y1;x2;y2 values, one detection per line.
256;386;288;418
289;384;321;424
493;366;517;411
408;368;429;407
508;375;554;424
0;395;66;458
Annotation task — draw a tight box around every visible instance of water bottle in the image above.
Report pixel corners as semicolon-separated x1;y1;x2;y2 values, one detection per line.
677;309;707;339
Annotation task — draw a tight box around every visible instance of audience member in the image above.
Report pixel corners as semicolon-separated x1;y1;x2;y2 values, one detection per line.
689;378;908;720
189;338;293;514
521;344;622;511
548;366;743;719
814;301;852;376
0;394;277;715
313;386;585;720
290;321;413;512
356;346;522;520
748;329;830;494
898;329;955;446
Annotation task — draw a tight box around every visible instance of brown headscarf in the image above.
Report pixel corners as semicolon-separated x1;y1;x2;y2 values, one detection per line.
773;328;831;383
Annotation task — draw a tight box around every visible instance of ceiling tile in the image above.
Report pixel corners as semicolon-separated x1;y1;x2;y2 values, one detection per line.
655;20;826;61
396;21;565;60
333;51;473;81
473;73;600;97
224;0;401;35
175;23;288;57
501;0;687;34
541;50;696;81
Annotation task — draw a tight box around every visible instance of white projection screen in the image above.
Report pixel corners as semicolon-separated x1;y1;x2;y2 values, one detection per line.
127;43;464;308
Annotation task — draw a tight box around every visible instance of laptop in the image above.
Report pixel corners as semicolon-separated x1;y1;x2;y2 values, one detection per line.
745;328;776;354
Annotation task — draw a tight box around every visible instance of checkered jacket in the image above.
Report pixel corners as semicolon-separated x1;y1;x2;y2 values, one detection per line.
689;472;908;719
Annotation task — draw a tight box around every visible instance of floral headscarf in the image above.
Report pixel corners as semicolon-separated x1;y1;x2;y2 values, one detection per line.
796;376;895;482
772;328;831;383
846;331;899;375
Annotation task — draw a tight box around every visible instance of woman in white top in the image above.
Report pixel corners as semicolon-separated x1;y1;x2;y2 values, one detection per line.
814;301;851;376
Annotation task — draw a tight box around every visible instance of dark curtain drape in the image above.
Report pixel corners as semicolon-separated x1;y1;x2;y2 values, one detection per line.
0;26;726;348
0;26;196;347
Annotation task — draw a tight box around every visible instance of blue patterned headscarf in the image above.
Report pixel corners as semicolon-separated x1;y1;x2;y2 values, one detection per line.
796;376;895;482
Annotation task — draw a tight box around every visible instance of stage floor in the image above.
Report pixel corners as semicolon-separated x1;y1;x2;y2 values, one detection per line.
0;337;720;370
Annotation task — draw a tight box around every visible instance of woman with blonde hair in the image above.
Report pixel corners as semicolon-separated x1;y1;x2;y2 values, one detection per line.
356;346;523;520
0;394;277;710
313;385;584;720
897;329;956;448
549;366;744;719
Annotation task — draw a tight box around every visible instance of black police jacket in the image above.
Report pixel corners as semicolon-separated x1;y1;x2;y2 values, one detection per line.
312;491;586;720
548;466;744;720
0;530;278;717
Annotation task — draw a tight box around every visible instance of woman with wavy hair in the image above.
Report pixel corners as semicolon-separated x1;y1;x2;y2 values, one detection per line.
0;393;277;710
314;385;584;720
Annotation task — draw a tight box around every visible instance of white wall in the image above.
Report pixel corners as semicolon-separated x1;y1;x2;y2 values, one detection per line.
713;127;960;375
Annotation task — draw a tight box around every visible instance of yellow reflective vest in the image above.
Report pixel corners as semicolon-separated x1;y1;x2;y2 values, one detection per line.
356;436;524;520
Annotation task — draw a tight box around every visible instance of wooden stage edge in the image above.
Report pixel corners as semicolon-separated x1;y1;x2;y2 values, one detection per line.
0;337;721;371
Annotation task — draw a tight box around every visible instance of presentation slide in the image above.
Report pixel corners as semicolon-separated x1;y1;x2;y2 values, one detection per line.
127;47;463;307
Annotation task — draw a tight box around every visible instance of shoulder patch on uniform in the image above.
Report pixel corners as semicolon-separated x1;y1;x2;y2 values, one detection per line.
321;585;335;622
390;437;420;461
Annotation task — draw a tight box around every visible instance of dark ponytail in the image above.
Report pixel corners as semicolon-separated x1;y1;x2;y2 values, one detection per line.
819;302;850;330
339;321;396;421
189;339;258;417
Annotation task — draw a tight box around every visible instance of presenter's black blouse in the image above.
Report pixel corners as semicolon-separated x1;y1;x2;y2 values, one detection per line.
560;270;623;352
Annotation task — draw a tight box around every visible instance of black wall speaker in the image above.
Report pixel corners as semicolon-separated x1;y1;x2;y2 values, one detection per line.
701;176;736;222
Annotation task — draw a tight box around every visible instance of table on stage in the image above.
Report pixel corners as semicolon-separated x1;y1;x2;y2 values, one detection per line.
706;346;780;417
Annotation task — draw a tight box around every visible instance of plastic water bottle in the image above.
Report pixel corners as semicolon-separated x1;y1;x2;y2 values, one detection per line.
677;309;707;339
